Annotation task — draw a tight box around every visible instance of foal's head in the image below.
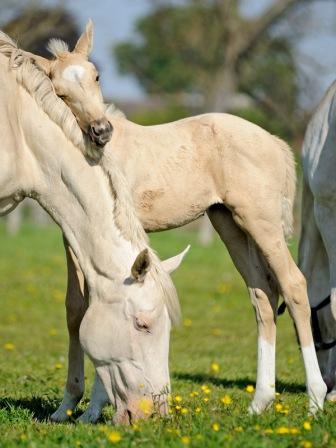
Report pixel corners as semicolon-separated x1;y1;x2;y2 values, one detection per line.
28;20;112;148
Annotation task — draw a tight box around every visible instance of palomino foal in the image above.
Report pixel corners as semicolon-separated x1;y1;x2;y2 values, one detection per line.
54;90;327;417
0;34;187;424
25;20;112;148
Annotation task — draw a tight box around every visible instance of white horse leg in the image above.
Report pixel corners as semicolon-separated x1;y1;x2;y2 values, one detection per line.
314;201;336;400
208;206;278;413
51;238;88;422
234;206;326;414
77;374;109;423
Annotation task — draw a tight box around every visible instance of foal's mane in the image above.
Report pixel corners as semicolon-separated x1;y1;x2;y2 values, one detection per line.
0;31;180;324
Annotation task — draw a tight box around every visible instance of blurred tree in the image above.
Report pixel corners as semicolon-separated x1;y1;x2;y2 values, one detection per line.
114;0;327;139
2;2;79;56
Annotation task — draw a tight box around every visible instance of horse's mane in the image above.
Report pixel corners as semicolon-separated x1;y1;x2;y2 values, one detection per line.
0;31;180;324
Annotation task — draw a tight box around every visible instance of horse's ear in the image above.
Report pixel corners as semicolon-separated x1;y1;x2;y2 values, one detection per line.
73;19;93;58
26;52;51;75
161;245;190;274
131;249;151;282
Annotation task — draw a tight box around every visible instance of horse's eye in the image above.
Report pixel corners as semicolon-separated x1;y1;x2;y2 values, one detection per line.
59;94;68;101
95;75;100;82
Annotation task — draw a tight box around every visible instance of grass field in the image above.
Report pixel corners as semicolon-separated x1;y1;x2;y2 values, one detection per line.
0;223;335;447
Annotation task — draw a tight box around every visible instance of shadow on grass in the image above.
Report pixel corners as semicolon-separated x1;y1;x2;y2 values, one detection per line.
0;396;58;422
173;372;306;393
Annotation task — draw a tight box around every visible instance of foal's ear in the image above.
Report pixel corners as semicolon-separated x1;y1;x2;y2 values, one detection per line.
131;249;151;282
26;52;51;75
162;245;190;274
73;19;93;58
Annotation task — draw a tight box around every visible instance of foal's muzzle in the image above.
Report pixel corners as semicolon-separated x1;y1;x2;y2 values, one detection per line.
88;118;113;148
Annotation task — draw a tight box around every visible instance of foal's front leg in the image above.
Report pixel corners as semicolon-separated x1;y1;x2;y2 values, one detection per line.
51;237;88;422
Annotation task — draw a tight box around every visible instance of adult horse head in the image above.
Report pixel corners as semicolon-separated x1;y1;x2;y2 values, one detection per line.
26;20;112;148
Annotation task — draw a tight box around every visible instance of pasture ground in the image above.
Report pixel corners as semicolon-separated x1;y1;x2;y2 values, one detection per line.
0;223;335;447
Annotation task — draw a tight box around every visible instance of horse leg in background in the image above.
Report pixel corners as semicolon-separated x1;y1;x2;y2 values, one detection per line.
208;205;279;413
314;200;336;401
298;179;332;390
232;203;326;414
51;237;89;422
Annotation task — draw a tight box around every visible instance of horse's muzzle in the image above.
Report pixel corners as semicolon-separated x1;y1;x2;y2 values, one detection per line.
88;118;113;148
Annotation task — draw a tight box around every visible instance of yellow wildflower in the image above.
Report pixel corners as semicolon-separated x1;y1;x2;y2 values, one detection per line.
174;395;183;403
107;431;122;443
181;407;188;415
203;397;209;403
210;362;220;374
221;395;232;405
3;343;15;351
301;441;312;448
264;429;273;434
275;403;283;412
234;426;243;432
276;427;290;434
54;363;63;369
175;405;181;411
190;391;199;398
181;436;190;445
139;398;153;415
303;421;312;431
290;428;300;435
66;409;73;416
212;422;220;432
195;407;201;413
246;385;254;393
183;318;192;327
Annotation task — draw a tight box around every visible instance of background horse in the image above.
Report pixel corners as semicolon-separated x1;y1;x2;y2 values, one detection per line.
299;80;336;402
36;31;327;418
0;34;187;424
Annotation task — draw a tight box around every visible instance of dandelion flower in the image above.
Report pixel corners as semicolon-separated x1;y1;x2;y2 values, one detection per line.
174;395;183;403
264;428;273;434
212;422;220;432
301;441;312;448
190;391;199;398
234;427;243;432
246;385;254;393
139;398;153;415
276;427;290;434
221;395;232;405
195;407;201;413
210;362;220;374
203;397;209;403
54;363;63;369
303;421;312;431
183;319;192;327
275;403;283;412
107;431;122;443
181;436;190;445
3;343;15;351
181;408;188;414
66;409;73;416
290;428;300;435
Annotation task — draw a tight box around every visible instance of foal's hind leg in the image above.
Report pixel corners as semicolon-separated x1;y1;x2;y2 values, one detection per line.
51;237;88;422
208;205;279;413
232;204;326;414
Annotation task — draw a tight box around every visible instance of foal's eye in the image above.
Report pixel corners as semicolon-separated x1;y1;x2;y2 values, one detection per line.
59;94;68;101
95;75;100;82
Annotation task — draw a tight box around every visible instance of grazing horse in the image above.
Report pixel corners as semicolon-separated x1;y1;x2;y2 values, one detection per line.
0;34;188;424
299;80;336;401
40;36;327;418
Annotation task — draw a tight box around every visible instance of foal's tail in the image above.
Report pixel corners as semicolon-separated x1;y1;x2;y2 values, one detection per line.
274;136;296;240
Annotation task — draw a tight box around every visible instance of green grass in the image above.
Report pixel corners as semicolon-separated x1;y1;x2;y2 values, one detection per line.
0;223;335;447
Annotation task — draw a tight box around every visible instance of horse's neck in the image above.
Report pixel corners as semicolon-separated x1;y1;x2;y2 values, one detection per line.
20;89;139;299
